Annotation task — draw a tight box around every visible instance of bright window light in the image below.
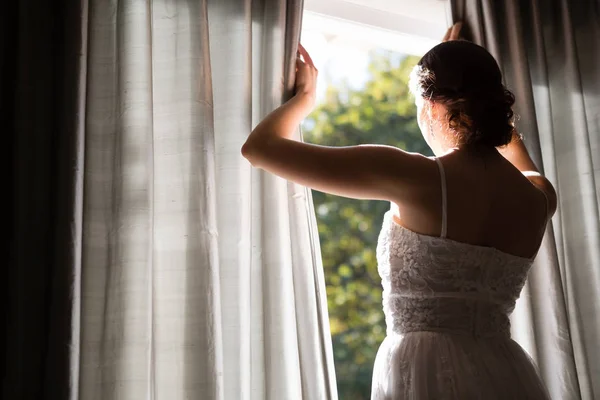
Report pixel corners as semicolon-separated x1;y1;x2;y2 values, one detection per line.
303;0;449;54
301;2;448;398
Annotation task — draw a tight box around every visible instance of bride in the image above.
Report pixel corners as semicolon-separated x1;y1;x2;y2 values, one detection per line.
242;23;555;399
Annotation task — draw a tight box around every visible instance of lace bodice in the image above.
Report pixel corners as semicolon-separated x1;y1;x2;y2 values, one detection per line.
376;210;534;339
371;158;551;400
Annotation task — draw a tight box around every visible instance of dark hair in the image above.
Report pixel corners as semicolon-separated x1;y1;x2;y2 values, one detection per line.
410;40;516;147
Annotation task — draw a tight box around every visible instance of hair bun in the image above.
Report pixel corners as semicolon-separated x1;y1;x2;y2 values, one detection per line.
410;41;516;147
465;87;516;147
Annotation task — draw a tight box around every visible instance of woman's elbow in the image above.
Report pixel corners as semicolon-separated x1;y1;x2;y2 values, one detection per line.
241;140;260;166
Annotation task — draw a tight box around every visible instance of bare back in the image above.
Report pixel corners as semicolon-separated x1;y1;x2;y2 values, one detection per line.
394;149;553;259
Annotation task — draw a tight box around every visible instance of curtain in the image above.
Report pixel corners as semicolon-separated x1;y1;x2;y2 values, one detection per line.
6;0;337;399
451;1;600;399
5;0;86;399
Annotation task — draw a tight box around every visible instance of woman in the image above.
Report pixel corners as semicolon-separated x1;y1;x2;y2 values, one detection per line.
242;24;556;399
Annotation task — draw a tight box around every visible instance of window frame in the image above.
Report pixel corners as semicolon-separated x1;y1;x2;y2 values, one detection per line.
302;0;451;56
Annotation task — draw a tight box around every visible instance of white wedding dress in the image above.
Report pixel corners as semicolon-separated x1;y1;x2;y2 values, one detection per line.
371;158;551;399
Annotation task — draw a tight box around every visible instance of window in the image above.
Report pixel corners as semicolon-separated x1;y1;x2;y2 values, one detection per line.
301;1;448;398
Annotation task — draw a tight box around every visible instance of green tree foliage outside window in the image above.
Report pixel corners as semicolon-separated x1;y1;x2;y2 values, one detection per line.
302;52;429;399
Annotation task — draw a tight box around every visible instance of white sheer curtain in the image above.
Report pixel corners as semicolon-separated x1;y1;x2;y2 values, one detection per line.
77;0;337;399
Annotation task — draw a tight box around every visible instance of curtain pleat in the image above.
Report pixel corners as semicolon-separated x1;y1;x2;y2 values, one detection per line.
76;0;336;399
209;1;337;398
4;0;88;399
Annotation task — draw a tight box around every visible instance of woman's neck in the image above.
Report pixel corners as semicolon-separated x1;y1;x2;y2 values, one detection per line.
435;142;496;157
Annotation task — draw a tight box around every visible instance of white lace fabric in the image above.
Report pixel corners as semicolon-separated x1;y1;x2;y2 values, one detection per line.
371;211;551;399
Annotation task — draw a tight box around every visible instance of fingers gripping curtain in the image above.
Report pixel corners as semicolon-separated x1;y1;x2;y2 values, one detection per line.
78;0;336;399
450;1;600;399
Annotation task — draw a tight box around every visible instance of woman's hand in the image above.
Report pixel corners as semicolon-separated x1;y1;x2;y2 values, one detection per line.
241;43;319;156
294;43;318;116
442;22;463;42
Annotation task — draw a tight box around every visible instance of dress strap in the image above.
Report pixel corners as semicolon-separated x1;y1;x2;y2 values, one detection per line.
435;157;447;238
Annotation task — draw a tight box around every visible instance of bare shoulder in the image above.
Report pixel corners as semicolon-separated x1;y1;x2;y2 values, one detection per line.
384;152;442;199
385;153;445;216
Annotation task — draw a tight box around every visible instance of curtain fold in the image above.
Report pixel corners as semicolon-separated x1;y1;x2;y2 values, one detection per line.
4;0;87;398
7;0;337;399
81;1;224;398
451;1;600;399
208;0;337;398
